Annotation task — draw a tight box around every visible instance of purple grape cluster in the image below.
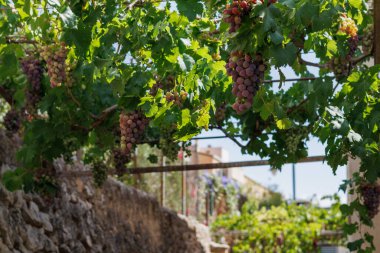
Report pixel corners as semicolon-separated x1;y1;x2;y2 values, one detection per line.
215;103;226;123
347;35;358;59
4;109;21;133
149;76;175;96
40;43;67;87
20;56;43;111
226;51;267;114
223;1;251;33
112;148;130;175
360;183;380;219
119;111;149;156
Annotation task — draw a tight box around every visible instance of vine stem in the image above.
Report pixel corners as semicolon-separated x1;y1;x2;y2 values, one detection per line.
6;37;37;44
66;87;99;119
351;49;374;65
298;55;327;68
263;77;317;83
211;125;246;148
66;88;81;108
286;98;309;115
91;104;118;128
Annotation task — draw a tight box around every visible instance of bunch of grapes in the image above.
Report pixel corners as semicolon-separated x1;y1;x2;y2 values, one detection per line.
362;24;374;54
119;111;149;156
223;0;277;33
65;60;76;88
347;35;359;58
150;80;164;96
159;138;181;161
339;14;358;37
112;148;130;176
359;183;380;219
225;51;267;114
284;127;308;155
215;103;226;123
92;162;108;187
3;109;21;133
327;56;351;78
212;53;221;61
40;43;67;87
223;1;251;33
149;76;175;96
159;127;181;161
20;56;43;111
165;90;188;107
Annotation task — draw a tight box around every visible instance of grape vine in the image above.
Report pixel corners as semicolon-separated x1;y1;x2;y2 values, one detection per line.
327;56;351;79
360;183;380;219
40;43;67;88
223;0;277;33
165;90;188;107
362;24;374;54
113;148;130;176
92;162;108;187
215;103;226;123
339;14;358;37
149;75;175;96
0;1;379;251
119;111;150;156
159;127;181;161
226;51;267;114
20;56;43;112
284;127;308;155
223;1;251;33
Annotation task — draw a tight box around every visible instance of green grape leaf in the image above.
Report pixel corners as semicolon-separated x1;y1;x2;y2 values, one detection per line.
59;6;77;28
343;223;357;235
180;109;191;129
276;118;292;129
326;40;337;57
348;0;362;9
270;31;284;45
270;43;298;67
347;239;364;251
175;0;203;21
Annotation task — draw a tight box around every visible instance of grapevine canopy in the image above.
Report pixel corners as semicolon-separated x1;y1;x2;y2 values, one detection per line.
0;0;379;251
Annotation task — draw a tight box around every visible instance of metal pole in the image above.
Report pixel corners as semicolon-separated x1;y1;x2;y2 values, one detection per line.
292;163;296;200
205;191;209;226
181;144;186;215
160;153;165;206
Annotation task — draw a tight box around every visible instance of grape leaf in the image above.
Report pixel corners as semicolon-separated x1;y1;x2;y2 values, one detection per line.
175;0;203;21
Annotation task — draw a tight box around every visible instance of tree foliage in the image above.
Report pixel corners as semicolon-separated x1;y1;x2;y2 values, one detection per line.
0;0;379;251
212;198;346;253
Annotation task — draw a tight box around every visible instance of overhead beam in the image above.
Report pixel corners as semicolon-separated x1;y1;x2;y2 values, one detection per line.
126;155;325;174
58;156;325;178
375;0;380;64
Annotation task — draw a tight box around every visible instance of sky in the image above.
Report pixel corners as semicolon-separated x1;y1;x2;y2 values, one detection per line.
194;53;347;208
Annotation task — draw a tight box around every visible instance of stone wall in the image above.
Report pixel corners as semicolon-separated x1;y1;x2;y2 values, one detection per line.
0;171;218;253
0;129;228;253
